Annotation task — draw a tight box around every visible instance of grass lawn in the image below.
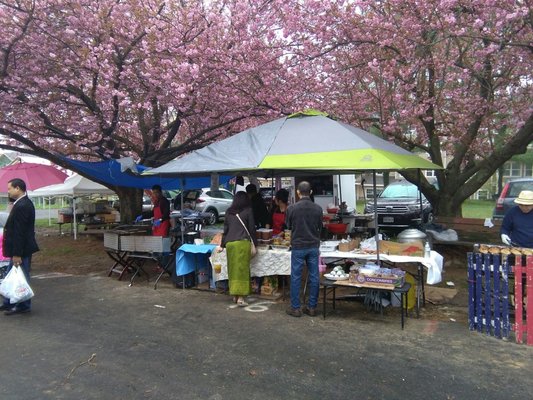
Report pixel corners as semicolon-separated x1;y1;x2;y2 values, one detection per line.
461;200;494;218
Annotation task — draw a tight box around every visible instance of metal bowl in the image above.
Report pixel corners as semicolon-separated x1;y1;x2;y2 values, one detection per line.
397;228;427;243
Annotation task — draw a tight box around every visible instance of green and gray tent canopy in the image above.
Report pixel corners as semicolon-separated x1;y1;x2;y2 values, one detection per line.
146;112;441;177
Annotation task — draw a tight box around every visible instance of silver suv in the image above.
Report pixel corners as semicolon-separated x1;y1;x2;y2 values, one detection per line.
173;188;234;225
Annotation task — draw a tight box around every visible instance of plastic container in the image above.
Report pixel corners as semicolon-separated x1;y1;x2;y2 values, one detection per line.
261;229;273;240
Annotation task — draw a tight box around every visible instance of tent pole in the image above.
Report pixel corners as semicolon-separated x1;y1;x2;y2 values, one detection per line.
180;177;185;244
338;175;342;207
73;196;78;240
48;196;51;226
417;169;423;226
372;170;380;263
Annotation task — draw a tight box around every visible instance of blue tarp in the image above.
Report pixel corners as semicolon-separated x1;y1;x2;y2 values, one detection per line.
175;243;217;276
62;158;230;190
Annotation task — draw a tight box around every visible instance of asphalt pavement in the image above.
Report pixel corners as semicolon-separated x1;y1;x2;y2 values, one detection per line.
1;273;532;400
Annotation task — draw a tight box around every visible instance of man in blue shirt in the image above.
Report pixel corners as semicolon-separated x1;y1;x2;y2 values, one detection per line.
501;190;533;248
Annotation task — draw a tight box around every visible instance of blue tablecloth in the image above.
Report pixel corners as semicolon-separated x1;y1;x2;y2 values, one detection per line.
175;244;217;276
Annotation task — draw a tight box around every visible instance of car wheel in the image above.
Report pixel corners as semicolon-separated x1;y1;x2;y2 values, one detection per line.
205;208;218;225
425;212;434;224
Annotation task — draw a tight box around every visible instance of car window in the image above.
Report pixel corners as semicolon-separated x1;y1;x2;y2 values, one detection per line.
380;184;419;198
509;182;533;197
185;190;200;200
220;191;233;200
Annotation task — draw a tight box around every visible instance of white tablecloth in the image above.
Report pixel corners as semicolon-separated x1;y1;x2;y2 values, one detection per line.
320;250;443;285
209;247;292;282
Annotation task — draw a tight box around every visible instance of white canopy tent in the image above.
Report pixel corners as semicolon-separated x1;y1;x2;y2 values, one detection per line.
32;174;115;239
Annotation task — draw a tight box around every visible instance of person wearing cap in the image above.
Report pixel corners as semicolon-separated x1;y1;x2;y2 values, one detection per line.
501;190;533;248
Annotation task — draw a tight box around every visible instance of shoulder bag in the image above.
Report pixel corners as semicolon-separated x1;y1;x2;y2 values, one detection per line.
236;213;257;258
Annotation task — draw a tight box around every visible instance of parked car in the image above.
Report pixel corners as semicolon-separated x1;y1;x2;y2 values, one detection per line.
141;190;178;218
173;188;234;225
364;179;437;229
493;178;533;219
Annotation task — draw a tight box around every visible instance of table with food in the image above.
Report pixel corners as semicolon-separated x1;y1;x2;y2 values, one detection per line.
318;234;444;317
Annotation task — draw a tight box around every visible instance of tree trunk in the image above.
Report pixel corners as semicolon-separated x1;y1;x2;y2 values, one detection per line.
497;166;504;198
433;195;463;217
114;186;143;223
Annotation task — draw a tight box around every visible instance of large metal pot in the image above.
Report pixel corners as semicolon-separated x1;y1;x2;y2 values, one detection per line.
397;228;427;244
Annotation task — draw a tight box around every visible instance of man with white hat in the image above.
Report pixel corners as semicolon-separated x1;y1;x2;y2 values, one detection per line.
501;190;533;248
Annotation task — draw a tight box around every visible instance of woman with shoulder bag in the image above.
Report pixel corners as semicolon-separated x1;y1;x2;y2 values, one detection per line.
217;191;257;306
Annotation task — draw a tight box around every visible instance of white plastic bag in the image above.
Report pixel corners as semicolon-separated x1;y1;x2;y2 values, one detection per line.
8;266;34;304
0;266;18;299
426;265;441;285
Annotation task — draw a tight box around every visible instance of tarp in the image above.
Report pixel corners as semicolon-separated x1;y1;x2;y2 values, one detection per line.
146;112;442;177
62;157;229;189
31;174;115;197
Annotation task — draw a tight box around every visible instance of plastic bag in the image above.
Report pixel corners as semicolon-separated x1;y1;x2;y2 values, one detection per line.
0;266;18;299
8;266;34;304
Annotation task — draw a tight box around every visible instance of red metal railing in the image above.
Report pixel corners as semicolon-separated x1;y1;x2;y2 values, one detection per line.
513;255;533;345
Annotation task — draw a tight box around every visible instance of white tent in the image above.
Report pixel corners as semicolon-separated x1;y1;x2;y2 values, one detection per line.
32;174;115;239
31;174;114;196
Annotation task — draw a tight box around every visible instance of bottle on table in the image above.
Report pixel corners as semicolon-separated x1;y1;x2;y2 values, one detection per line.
424;241;431;258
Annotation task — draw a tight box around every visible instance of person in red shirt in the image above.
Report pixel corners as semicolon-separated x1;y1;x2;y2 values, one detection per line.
271;188;289;236
151;185;170;237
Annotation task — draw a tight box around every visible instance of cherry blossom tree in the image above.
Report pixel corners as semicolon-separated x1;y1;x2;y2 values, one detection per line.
286;0;533;216
2;0;531;220
0;0;301;219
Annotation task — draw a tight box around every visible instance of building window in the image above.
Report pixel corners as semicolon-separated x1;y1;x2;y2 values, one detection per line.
475;190;490;200
425;170;436;177
525;164;532;177
503;161;521;177
366;188;382;199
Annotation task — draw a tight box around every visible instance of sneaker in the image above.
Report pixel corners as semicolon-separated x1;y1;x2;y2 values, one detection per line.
286;307;302;317
303;306;317;317
0;304;11;311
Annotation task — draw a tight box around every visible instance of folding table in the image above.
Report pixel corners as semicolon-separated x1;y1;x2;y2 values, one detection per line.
321;278;412;329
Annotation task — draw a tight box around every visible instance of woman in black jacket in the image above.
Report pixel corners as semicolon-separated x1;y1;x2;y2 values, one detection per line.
217;191;257;306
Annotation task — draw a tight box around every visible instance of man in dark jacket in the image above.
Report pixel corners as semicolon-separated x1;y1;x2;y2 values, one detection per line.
245;184;270;229
246;183;270;293
1;178;39;315
285;181;323;317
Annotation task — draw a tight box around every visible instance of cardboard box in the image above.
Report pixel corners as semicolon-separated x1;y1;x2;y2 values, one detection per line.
338;238;361;252
58;214;72;223
96;213;116;223
378;240;424;257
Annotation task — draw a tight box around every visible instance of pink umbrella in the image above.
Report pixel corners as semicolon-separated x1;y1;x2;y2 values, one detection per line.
0;162;68;192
